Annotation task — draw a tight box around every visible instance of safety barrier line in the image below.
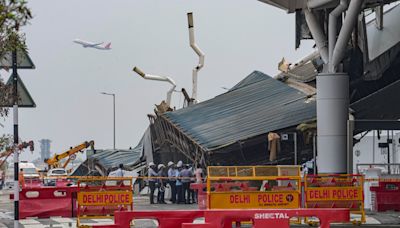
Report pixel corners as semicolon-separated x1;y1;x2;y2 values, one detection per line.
90;208;349;228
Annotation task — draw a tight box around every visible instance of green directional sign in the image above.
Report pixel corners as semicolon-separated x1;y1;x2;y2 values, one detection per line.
0;49;35;69
0;74;36;108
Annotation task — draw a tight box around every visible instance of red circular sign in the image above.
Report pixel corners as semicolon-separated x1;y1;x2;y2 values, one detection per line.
286;194;294;202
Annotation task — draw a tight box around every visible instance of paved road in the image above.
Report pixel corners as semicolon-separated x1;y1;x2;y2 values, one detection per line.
1;189;400;227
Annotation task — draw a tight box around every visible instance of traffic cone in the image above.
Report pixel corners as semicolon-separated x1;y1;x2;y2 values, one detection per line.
217;184;224;190
311;178;317;184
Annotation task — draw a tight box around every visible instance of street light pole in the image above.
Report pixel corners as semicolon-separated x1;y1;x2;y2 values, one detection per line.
113;94;115;150
101;92;116;149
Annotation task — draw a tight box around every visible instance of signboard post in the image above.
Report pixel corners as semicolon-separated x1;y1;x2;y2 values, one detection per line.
12;50;19;228
1;47;35;228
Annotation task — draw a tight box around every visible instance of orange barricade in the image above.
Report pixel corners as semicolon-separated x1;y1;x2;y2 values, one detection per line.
190;182;252;210
207;166;301;210
77;177;133;227
304;174;365;224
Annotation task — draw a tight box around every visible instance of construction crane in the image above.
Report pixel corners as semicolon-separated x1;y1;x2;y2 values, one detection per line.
45;141;94;169
0;141;34;168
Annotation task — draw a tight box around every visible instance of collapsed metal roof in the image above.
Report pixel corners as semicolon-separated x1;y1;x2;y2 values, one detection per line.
162;71;316;152
71;128;151;176
90;148;142;169
71;148;142;176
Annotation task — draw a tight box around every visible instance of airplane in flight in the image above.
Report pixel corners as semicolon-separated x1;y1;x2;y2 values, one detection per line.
73;39;111;50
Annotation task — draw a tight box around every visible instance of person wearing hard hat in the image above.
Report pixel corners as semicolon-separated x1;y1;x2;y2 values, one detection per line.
157;164;167;204
179;164;193;204
167;161;177;203
148;162;158;204
175;161;183;203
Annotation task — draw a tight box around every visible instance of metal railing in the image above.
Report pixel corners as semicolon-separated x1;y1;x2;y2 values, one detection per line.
356;163;400;175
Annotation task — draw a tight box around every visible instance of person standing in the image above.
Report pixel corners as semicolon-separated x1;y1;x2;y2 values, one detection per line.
193;167;203;203
179;164;192;204
167;161;177;203
19;168;25;188
115;164;124;177
157;164;167;204
148;162;157;204
189;164;196;204
115;163;125;185
175;161;183;204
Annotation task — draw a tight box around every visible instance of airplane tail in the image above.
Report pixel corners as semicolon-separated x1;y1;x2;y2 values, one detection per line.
105;42;111;49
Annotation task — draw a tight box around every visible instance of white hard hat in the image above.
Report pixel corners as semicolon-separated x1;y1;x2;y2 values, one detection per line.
167;161;174;167
158;164;165;169
177;160;183;168
148;162;155;167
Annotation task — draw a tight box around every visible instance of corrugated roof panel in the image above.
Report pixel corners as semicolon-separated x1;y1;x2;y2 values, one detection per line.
89;138;143;169
230;71;270;91
164;71;316;150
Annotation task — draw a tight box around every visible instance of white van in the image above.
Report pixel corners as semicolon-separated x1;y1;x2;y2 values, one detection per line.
19;162;40;179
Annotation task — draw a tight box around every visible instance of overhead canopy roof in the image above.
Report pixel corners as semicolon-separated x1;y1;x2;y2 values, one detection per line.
163;71;316;151
351;79;400;120
257;0;306;13
257;0;399;12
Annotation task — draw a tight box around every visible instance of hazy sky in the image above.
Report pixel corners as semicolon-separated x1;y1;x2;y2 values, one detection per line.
1;0;314;161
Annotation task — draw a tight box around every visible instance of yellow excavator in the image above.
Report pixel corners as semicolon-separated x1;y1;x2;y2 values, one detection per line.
45;140;94;169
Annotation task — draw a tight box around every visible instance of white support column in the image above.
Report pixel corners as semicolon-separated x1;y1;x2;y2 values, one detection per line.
316;73;349;173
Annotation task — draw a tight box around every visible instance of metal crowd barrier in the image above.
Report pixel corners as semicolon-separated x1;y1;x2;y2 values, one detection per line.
304;174;365;224
77;177;133;227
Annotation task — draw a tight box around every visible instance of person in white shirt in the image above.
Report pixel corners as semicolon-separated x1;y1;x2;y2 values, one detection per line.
175;161;183;203
167;161;177;203
148;162;158;204
115;164;124;177
157;164;167;204
179;164;192;204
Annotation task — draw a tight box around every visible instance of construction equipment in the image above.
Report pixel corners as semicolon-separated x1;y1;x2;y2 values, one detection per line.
45;141;94;169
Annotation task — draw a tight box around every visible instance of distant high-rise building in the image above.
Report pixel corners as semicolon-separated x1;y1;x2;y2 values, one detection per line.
39;139;51;161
